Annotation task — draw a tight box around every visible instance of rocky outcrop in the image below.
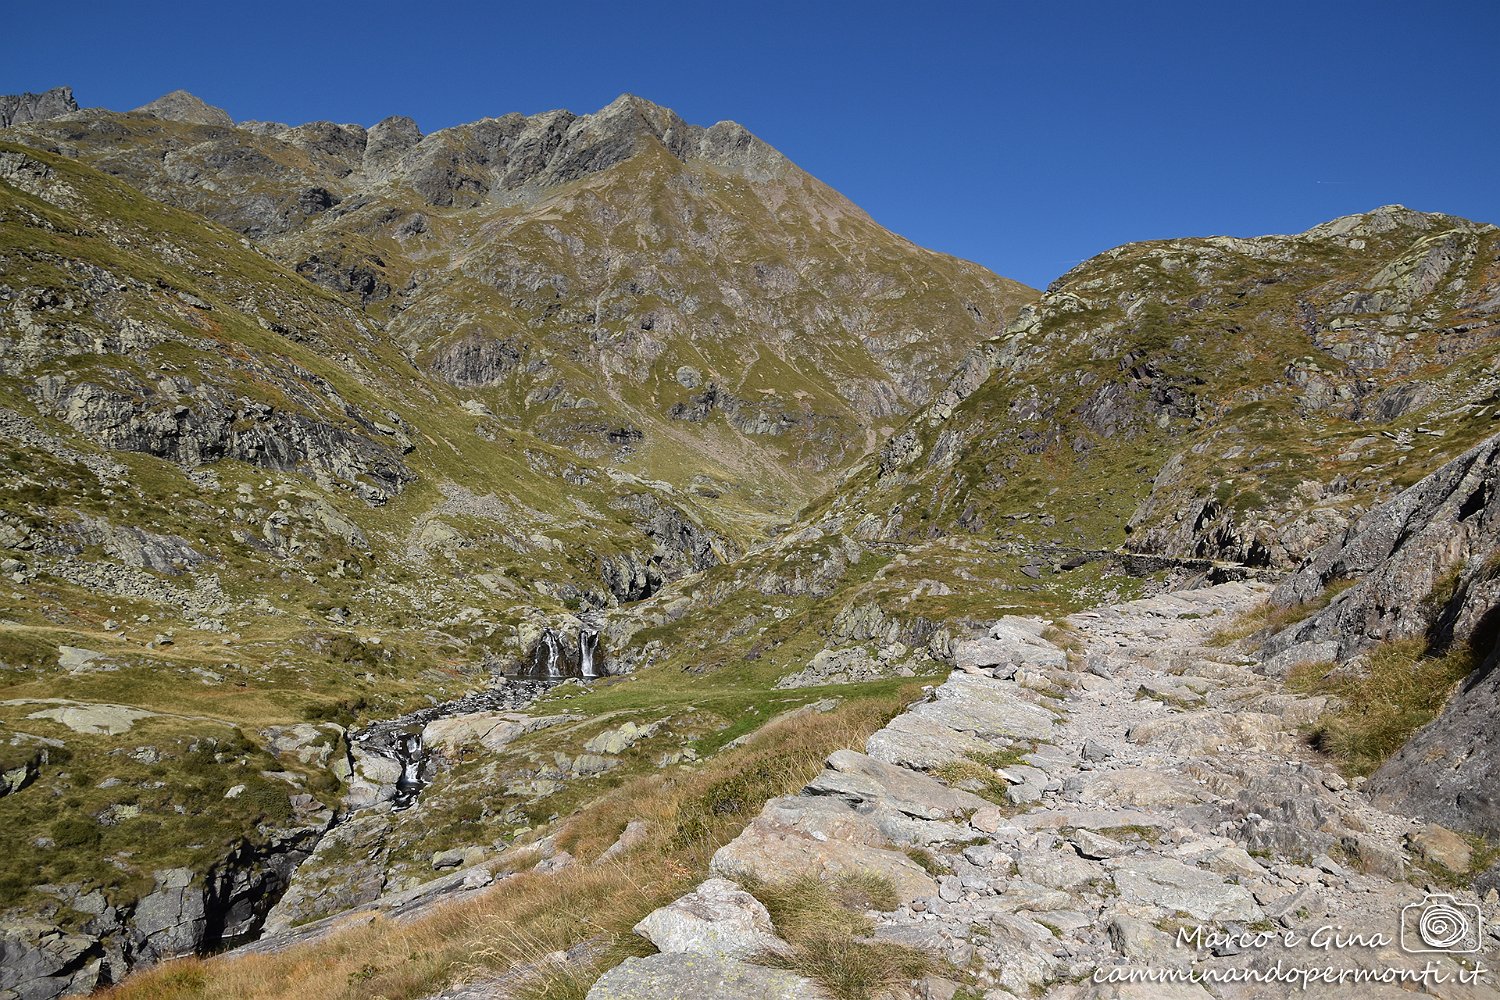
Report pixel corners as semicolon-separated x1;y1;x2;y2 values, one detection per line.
0;801;330;1000
425;332;524;387
597;493;739;602
31;378;414;505
294;250;389;305
1265;430;1500;660
1369;659;1500;843
1263;431;1500;843
0;87;77;128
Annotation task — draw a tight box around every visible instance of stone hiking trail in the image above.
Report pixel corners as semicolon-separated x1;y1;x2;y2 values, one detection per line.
573;582;1500;1000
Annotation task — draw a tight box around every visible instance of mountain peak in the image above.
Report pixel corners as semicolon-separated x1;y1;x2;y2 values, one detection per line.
1305;204;1495;242
132;89;233;128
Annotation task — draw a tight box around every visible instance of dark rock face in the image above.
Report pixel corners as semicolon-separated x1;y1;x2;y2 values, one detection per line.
1369;652;1500;840
426;332;524;386
591;493;740;604
0;86;77;128
1263;431;1500;840
295;250;390;306
1264;431;1500;662
611;492;738;575
31;378;414;505
0;806;330;1000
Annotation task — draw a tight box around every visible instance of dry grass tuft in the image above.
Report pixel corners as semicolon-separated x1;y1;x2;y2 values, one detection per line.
1288;638;1475;776
750;872;931;999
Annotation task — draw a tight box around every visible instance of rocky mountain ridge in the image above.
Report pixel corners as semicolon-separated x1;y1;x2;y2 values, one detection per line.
7;86;1031;494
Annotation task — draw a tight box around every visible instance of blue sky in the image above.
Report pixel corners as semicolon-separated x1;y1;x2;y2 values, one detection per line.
6;0;1497;289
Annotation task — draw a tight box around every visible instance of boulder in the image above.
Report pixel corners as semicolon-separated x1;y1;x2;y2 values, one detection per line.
345;746;403;809
865;711;997;770
710;815;937;904
1107;913;1178;963
584;720;662;755
632;878;788;960
906;672;1056;742
598;819;650;863
1407;823;1473;873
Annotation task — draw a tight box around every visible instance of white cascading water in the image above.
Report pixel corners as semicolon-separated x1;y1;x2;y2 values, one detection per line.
579;629;599;678
543;630;562;678
392;731;424;810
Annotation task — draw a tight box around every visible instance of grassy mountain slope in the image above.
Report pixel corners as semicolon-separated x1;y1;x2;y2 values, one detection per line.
0;90;1033;993
10;93;1034;519
593;206;1500;714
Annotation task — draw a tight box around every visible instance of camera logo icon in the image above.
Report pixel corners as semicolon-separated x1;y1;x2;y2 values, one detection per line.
1400;894;1484;954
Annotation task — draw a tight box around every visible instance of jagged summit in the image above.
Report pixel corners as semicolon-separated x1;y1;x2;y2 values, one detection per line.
130;88;234;127
0;86;790;196
0;85;77;127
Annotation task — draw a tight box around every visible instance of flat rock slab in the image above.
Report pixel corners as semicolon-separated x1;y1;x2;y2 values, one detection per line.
1109;856;1263;922
585;953;821;1000
23;702;155;735
760;794;973;850
1081;768;1212;809
866;711;996;770
711;816;937;903
1015;808;1172;832
807;749;990;820
57;646;110;672
908;673;1056;742
633;878;787;960
421;712;570;753
758;795;891;847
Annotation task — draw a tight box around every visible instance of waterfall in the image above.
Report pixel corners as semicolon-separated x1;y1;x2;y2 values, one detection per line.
391;731;425;810
542;630;562;679
579;629;599;678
